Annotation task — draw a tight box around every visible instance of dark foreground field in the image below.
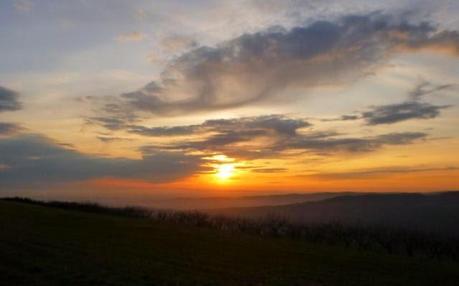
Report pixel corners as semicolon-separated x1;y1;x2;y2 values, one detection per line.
1;200;459;286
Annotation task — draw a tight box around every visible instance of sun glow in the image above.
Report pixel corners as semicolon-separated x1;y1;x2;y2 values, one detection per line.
215;163;235;181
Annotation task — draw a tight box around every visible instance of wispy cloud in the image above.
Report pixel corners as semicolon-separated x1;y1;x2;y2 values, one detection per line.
408;81;453;100
332;81;453;125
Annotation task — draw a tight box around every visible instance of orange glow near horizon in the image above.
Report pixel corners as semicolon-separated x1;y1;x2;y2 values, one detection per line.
73;167;459;199
68;142;459;199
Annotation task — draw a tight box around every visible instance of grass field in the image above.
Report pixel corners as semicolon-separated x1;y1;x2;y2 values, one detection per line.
1;200;459;286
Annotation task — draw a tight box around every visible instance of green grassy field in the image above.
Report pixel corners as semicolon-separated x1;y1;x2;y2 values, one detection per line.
1;200;458;286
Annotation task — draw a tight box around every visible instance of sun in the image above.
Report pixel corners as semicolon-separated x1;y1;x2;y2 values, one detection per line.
215;163;235;181
207;154;238;183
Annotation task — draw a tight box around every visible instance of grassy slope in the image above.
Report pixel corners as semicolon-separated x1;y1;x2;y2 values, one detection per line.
0;201;458;286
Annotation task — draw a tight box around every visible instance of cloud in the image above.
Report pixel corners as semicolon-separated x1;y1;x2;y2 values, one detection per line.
87;117;128;131
0;123;22;136
167;130;426;159
401;30;459;56
284;132;427;154
0;134;205;189
332;81;453;125
129;124;200;136
116;32;146;43
340;115;361;121
0;115;430;190
408;81;453;100
251;167;288;173
128;115;311;137
0;86;22;112
106;13;459;117
362;101;449;125
132;115;427;159
96;136;132;143
321;114;361;122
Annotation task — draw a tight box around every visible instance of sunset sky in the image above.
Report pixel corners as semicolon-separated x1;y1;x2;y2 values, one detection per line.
0;0;458;203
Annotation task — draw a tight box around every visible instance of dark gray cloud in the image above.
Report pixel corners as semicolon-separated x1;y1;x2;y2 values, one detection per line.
104;13;459;117
0;86;22;112
0;122;22;136
0;134;206;189
362;101;449;125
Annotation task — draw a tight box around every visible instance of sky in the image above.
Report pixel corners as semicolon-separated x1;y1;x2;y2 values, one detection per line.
0;0;458;203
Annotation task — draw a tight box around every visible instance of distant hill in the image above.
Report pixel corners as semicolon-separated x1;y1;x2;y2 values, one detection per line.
208;191;459;236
